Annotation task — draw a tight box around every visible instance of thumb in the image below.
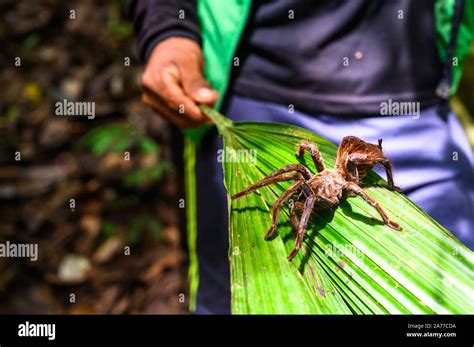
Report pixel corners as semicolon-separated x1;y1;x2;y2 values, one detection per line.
181;69;218;105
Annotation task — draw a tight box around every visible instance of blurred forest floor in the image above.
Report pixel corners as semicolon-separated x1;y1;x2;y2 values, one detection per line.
0;0;472;315
0;0;187;313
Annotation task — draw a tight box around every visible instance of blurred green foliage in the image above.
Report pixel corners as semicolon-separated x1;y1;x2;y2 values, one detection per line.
124;161;173;188
107;2;132;40
21;33;41;52
78;124;139;156
100;215;163;246
127;214;163;244
77;123;173;188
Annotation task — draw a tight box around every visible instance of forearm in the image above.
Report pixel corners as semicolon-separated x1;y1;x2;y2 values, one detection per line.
131;0;201;62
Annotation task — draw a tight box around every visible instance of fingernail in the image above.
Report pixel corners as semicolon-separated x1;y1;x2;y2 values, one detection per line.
198;88;214;99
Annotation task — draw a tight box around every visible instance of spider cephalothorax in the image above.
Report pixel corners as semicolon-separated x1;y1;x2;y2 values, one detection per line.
232;136;402;260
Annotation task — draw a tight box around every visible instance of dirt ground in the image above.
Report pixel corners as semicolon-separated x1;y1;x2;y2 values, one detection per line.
0;0;188;314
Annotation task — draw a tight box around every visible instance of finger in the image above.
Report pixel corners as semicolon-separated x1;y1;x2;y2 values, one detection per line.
144;82;211;126
147;64;211;124
179;63;218;106
179;73;217;125
142;92;201;129
142;92;188;128
159;68;206;120
141;63;204;121
142;62;215;125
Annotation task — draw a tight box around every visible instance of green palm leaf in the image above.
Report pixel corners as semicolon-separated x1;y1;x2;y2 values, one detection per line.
199;105;473;314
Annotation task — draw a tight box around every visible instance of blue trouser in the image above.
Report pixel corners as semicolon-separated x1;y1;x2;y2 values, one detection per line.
194;95;474;314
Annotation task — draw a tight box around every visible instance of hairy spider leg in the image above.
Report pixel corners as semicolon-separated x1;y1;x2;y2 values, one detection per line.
379;159;401;192
289;201;304;232
265;179;304;240
296;140;326;173
287;195;317;260
347;153;401;192
231;164;311;200
374;139;400;190
344;182;402;231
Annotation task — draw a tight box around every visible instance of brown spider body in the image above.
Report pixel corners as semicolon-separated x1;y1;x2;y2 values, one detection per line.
304;169;346;207
232;136;402;260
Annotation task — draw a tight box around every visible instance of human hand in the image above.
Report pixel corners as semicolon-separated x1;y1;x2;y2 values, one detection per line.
141;37;218;128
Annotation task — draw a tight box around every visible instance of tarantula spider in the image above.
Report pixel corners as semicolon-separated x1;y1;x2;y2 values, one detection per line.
232;136;402;261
